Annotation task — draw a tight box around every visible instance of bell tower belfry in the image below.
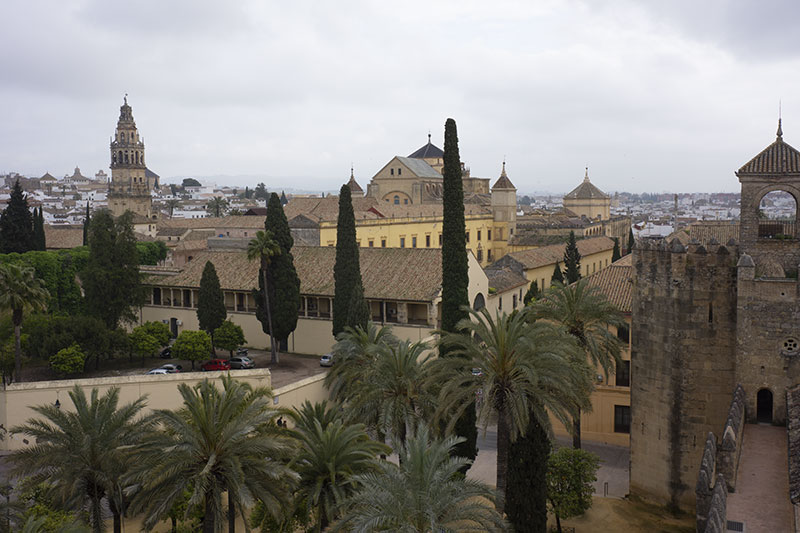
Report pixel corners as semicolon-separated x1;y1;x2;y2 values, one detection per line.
108;95;154;219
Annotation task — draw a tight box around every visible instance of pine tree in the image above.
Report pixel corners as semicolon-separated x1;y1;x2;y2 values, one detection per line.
333;185;366;337
197;261;226;352
0;179;34;253
523;280;540;306
563;231;581;284
627;227;635;255
34;207;46;250
440;118;478;466
258;192;300;348
551;260;565;285
611;237;621;262
506;411;551;533
83;202;91;246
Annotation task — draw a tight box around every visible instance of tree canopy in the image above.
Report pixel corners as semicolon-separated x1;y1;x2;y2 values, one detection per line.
563;231;581;284
262;192;300;346
0;180;35;254
197;261;226;348
333;184;367;338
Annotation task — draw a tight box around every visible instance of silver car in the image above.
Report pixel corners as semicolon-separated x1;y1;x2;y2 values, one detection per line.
228;356;255;369
319;353;334;367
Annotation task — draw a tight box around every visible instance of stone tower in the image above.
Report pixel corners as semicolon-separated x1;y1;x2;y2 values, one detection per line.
491;162;517;236
108;96;154;219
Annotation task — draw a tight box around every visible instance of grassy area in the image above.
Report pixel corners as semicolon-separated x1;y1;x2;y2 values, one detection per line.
549;496;695;533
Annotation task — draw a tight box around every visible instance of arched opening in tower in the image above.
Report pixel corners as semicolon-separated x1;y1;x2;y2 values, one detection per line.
758;190;796;239
756;388;773;424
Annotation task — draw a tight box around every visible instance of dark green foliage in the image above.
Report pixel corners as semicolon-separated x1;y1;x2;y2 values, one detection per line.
81;210;145;329
0;180;34;254
137;321;171;346
33;208;46;251
49;343;85;375
627;228;635;254
135;241;167;265
254;182;268;200
181;178;201;188
83;203;90;246
280;191;288;205
129;327;160;362
263;193;300;344
24;314;112;371
551;261;564;285
0;249;87;314
547;447;600;532
346;282;371;333
440;118;477;467
506;412;551;533
524;280;540;306
213;320;245;356
563;231;581;284
612;237;621;262
197;261;226;348
333;185;367;337
172;330;212;370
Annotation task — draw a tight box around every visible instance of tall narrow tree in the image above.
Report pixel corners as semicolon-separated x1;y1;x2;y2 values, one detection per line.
563;231;581;284
551;260;565;285
627;227;635;255
82;202;91;246
506;411;551;532
259;193;300;351
333;185;367;338
248;230;281;363
611;237;621;262
440;118;478;465
32;207;46;251
197;261;226;353
0;180;34;253
0;263;49;382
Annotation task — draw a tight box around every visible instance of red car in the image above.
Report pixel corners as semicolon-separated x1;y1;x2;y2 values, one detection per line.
201;359;231;371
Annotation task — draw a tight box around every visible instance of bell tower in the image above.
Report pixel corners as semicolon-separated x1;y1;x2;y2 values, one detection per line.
108;95;154;219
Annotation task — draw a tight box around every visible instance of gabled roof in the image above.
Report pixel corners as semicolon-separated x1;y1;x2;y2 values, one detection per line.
347;170;363;193
491;236;615;271
584;254;632;313
40;172;56;181
395;157;442;179
485;266;528;293
408;135;444;159
145;168;160;178
737;121;800;175
492;162;515;190
564;169;609;200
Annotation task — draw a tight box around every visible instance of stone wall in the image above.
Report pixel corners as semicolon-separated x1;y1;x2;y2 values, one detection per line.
703;475;728;533
695;433;717;532
630;238;738;510
788;384;800;505
717;385;745;490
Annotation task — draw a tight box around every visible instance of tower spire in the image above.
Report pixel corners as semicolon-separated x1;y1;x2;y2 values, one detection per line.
777;118;783;140
584;166;590;182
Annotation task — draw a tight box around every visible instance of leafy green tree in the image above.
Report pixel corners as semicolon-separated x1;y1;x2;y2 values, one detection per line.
254;183;268;200
563;231;581;284
197;261;226;351
81;210;144;329
137;321;171;346
214;320;245;357
82;203;90;246
506;407;551;532
524;280;540;306
33;207;46;251
181;178;201;188
291;403;388;531
165;199;180;218
532;279;624;449
0;180;34;253
627;227;635;255
546;447;600;533
335;426;507;532
129;377;297;533
611;237;621;262
434;307;591;511
0;263;49;381
248;230;281;363
259;192;300;350
551;260;564;285
206;196;228;217
333;184;367;338
11;386;147;533
23;314;111;371
440;118;478;466
0;341;15;385
135;241;168;265
129;327;159;364
49;343;85;375
15;482;89;533
172;330;212;370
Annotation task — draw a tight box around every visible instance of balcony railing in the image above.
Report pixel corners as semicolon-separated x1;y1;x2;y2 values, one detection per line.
758;220;796;239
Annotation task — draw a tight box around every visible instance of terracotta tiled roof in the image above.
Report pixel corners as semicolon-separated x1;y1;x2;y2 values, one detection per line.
485;266;528;293
44;225;83;249
738;124;800;175
158;216;268;231
492;163;515;189
564;171;609;200
144;246;444;302
494;236;614;271
283;197;380;223
686;221;740;245
373;203;490;219
584;254;632;313
347;173;363;193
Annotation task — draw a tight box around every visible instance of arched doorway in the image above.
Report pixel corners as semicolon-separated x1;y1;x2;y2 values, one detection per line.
472;293;485;311
757;388;773;423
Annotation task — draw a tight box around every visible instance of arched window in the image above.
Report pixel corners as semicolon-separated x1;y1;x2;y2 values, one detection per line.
758;190;797;239
472;293;485;311
124;152;129;163
394;195;400;205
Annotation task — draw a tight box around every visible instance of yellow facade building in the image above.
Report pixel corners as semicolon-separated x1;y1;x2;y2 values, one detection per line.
563;168;611;220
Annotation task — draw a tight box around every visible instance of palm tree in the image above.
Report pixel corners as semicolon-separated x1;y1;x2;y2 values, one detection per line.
290;401;389;532
247;230;281;364
164;199;180;218
206;196;228;217
334;426;507;532
531;279;624;448
434;307;591;510
0;263;49;382
128;377;296;533
11;386;147;533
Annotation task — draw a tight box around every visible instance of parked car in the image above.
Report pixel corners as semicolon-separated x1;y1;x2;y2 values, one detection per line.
159;363;182;373
146;368;169;375
160;347;172;359
201;359;231;371
228;356;255;369
319;353;334;367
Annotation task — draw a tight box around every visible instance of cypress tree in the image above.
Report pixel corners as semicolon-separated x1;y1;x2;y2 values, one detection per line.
551;260;564;285
627;227;635;254
523;280;540;306
82;202;91;246
258;192;300;348
34;207;46;250
345;281;370;332
0;179;34;253
506;411;551;532
333;184;366;337
563;231;581;284
440;118;478;466
197;261;227;352
280;191;288;206
611;237;621;262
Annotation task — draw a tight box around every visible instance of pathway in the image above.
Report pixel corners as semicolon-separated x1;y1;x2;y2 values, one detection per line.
726;424;794;533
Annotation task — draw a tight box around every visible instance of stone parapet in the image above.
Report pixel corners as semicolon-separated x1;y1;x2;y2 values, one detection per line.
718;384;746;491
695;432;717;532
703;475;728;533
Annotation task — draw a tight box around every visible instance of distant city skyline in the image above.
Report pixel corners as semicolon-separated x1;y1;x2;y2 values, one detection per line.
3;1;800;193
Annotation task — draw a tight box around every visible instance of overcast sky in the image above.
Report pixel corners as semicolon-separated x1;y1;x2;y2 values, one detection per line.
2;0;800;194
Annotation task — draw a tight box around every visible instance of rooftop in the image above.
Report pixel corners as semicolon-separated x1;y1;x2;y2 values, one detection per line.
737;120;800;175
407;135;444;159
584;254;633;313
564;169;609;200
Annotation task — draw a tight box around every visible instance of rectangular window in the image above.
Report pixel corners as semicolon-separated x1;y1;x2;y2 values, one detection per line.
412;236;417;248
400;237;405;248
498;297;502;310
487;249;493;261
368;240;374;247
512;294;517;308
426;234;431;247
487;229;492;241
438;233;443;246
616;361;631;387
381;239;386;248
390;168;394;175
614;405;631;433
398;168;402;175
465;231;470;243
477;230;482;241
617;325;630;343
606;259;608;266
152;287;161;305
477;249;483;261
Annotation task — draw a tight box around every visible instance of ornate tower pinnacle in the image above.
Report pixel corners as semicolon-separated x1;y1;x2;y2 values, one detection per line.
108;96;154;219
